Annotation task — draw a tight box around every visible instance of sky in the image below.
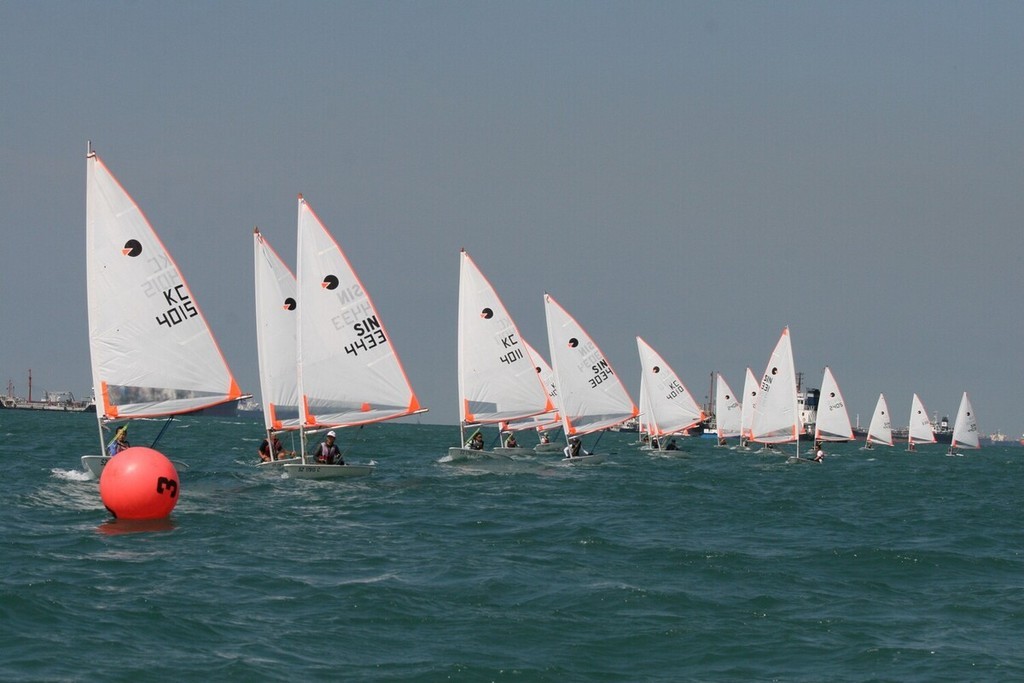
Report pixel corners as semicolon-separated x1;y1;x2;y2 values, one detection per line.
2;1;1022;436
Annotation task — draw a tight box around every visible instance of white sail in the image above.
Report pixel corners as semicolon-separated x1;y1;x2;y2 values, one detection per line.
253;228;300;432
86;152;242;421
951;391;980;450
635;337;705;438
814;366;853;442
739;367;759;442
750;327;799;445
501;338;560;432
908;393;936;445
544;293;637;437
457;249;553;426
295;195;422;429
715;373;742;439
865;393;893;447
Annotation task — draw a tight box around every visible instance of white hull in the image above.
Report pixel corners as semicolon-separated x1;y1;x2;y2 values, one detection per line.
282;463;374;479
492;446;532;457
445;447;510;462
533;443;564;454
256;457;303;468
81;455;111;479
561;453;606;465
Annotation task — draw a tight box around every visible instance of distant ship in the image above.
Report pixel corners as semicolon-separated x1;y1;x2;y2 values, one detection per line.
0;372;94;412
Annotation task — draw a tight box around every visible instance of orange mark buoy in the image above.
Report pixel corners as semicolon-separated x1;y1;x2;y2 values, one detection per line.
99;447;180;520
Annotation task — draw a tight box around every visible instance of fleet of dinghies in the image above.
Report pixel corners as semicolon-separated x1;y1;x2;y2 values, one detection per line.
81;149;984;481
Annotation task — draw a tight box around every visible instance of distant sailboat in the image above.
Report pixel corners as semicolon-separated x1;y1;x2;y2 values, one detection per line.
907;393;936;452
253;227;302;466
714;373;742;446
635;337;705;452
862;393;893;450
284;195;426;479
544;293;638;463
81;149;243;478
948;391;980;456
449;249;553;461
750;327;800;455
813;366;854;444
739;367;759;449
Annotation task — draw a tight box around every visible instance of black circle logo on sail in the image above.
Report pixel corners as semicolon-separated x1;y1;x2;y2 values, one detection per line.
653;366;661;374
771;367;778;375
829;392;836;398
568;338;579;348
323;275;339;290
123;239;143;257
283;297;297;311
481;307;493;319
725;394;731;400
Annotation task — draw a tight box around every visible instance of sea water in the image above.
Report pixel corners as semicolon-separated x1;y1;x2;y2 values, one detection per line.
1;410;1022;682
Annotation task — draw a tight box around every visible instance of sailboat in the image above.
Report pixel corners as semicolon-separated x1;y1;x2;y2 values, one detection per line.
813;366;854;444
635;337;705;452
253;227;302;466
284;195;426;479
906;393;936;452
544;293;638;463
862;393;893;450
948;391;980;456
448;250;554;461
738;367;759;450
749;327;801;457
714;373;742;446
500;338;563;452
82;148;243;478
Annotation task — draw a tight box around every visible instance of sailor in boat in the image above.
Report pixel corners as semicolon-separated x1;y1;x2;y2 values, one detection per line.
107;425;130;456
539;432;550;445
813;444;825;463
504;432;519;448
564;437;587;459
258;434;294;462
665;438;678;451
466;430;484;450
313;430;343;464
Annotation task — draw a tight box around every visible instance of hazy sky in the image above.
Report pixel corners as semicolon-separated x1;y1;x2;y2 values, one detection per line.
2;2;1022;436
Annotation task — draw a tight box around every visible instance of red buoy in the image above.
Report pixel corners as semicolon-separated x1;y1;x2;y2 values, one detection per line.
99;447;180;520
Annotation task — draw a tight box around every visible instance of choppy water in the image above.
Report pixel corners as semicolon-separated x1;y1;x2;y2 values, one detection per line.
1;410;1022;681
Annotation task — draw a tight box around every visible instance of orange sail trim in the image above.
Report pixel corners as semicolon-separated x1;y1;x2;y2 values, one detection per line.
462;398;475;424
101;381;118;418
408;395;422;413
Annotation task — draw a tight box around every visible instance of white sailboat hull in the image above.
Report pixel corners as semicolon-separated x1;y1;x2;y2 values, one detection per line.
445;447;510;461
282;463;374;479
533;443;564;454
561;453;606;465
256;457;303;468
81;455;111;479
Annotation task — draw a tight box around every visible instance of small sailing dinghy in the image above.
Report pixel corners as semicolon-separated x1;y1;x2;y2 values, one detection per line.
748;327;802;460
544;293;638;464
738;367;759;450
906;393;936;452
448;250;554;461
861;393;893;450
253;228;302;467
499;339;564;453
283;195;426;479
714;373;742;447
635;337;705;453
948;391;980;456
813;366;854;445
81;148;244;479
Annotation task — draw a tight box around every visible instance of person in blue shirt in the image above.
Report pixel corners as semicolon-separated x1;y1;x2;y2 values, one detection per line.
107;426;130;456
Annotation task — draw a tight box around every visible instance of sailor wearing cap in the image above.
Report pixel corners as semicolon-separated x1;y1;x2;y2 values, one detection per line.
314;430;343;465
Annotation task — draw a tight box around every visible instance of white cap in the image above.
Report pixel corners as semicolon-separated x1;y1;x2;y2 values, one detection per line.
326;430;336;437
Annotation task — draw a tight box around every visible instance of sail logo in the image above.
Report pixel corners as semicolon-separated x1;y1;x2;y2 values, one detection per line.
322;274;339;290
283;297;296;311
568;337;579;348
480;307;494;319
122;239;143;257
